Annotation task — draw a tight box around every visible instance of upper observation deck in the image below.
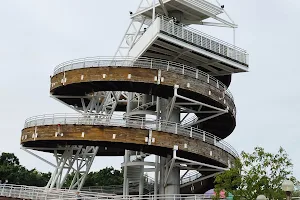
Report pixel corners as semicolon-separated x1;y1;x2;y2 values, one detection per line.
133;0;232;26
128;16;248;76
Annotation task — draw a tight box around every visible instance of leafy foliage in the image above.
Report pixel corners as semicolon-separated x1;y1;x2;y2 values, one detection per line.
0;152;51;186
0;152;123;188
64;167;123;187
85;167;123;186
0;153;20;166
214;147;297;200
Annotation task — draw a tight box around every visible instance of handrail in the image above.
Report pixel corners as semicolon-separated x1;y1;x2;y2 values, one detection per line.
83;171;203;195
159;15;249;65
0;184;116;200
83;172;202;195
0;183;228;199
82;182;153;195
23;113;239;158
53;56;234;102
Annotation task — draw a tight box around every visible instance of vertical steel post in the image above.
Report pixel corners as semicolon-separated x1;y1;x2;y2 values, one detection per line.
152;0;156;22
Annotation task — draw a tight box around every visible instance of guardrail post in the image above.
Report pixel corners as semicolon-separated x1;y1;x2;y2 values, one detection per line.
175;123;177;134
44;189;48;200
203;133;205;142
92;114;95;125
167;61;170;71
83;60;85;68
43;114;45;125
182;65;184;74
172;21;174;35
196;69;199;79
207;74;210;83
9;186;12;197
190;127;193;137
217;80;219;88
1;185;4;196
151;59;153;69
18;186;22;198
214;136;216;145
192;32;194;43
141;118;144;129
158;121;161;131
200;36;203;46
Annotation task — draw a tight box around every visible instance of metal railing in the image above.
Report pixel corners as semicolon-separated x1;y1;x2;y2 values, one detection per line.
53;57;234;101
0;184;116;200
82;182;153;195
160;15;249;65
0;184;225;199
83;171;202;195
2;183;300;200
23;113;239;158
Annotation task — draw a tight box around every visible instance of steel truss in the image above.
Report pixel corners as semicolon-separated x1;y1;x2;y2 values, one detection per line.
166;85;228;125
23;146;98;191
52;92;150;116
114;16;147;58
52;92;125;115
164;146;228;188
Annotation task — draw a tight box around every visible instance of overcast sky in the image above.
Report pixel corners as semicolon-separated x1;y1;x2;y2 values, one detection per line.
0;0;300;180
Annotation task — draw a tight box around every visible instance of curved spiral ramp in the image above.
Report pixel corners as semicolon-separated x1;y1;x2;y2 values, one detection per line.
21;0;248;197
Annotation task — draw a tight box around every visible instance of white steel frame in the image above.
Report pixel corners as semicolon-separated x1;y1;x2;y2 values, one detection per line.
32;145;99;191
163;147;227;188
166;85;228;124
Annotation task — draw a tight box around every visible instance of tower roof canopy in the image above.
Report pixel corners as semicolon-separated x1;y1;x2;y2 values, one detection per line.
133;0;227;25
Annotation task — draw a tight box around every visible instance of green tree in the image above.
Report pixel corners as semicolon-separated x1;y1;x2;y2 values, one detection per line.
0;153;20;166
63;167;123;188
84;167;123;187
214;147;297;200
0;152;50;186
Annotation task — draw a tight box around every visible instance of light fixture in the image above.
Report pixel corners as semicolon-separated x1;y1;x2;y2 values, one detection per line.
256;195;267;200
282;180;294;200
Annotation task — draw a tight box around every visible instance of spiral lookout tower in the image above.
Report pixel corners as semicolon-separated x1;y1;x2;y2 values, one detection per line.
21;0;248;197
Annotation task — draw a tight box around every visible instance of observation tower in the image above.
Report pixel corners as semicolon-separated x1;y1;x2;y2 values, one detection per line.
21;0;248;197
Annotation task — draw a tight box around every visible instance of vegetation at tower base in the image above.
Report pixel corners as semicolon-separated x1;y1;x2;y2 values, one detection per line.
0;152;123;187
213;147;298;200
0;153;51;186
64;167;123;187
